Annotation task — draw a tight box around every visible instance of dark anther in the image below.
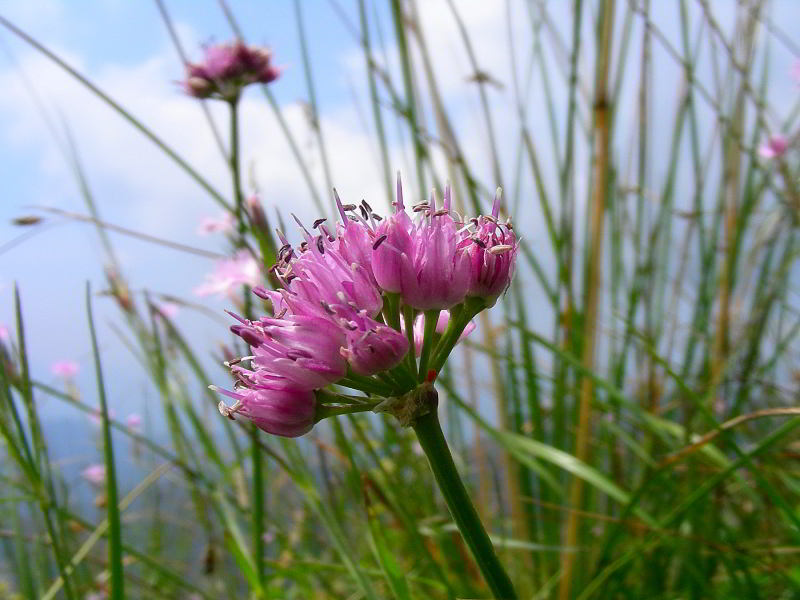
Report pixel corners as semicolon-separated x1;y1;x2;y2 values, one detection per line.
359;205;369;219
312;218;327;229
372;214;383;221
342;203;357;211
361;199;373;213
372;234;388;249
471;237;486;248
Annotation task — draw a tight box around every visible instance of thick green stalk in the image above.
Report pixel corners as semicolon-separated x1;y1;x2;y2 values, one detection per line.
417;309;440;382
413;409;517;599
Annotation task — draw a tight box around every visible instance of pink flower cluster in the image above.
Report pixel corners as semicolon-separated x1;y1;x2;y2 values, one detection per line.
213;176;517;437
183;41;279;101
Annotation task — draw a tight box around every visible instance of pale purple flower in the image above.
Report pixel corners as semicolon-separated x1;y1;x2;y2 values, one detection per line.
759;134;789;160
460;189;518;307
373;178;470;310
88;408;116;428
193;251;261;298
197;213;235;235
407;310;476;357
229;311;347;390
156;301;180;319
335;306;409;376
51;360;79;378
0;324;8;343
82;464;106;486
183;41;280;100
214;383;315;438
125;413;143;432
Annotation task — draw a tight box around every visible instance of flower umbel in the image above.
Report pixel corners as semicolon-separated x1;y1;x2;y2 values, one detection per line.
183;41;279;101
210;174;517;437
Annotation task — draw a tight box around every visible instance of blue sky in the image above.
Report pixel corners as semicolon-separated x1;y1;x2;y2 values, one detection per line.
0;0;798;423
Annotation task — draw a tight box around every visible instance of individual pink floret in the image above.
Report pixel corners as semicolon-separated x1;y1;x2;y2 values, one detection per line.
51;360;79;378
758;134;789;160
82;464;106;486
193;250;261;298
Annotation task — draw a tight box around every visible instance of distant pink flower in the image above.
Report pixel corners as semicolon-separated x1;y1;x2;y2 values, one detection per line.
51;360;79;378
0;324;9;343
197;213;235;236
759;134;789;159
156;301;180;319
183;41;280;101
193;251;261;298
125;413;143;432
406;310;476;357
88;408;116;428
81;464;106;486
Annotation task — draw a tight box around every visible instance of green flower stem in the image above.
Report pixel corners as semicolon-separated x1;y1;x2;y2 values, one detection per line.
417;309;440;382
430;298;484;373
413;409;517;599
316;403;380;421
340;373;394;396
403;304;418;380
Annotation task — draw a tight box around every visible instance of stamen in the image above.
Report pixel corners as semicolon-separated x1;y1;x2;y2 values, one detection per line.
312;218;327;229
217;398;243;419
471;237;487;248
488;244;513;255
396;171;405;211
372;234;388;249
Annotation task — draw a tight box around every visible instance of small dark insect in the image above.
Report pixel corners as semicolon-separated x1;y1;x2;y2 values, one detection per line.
12;216;43;226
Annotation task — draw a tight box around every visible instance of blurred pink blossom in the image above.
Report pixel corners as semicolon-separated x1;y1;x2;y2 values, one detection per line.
126;413;143;431
81;464;106;486
759;134;789;159
88;408;116;427
51;360;79;378
406;310;476;357
197;213;235;236
156;301;180;319
193;251;261;298
0;324;9;343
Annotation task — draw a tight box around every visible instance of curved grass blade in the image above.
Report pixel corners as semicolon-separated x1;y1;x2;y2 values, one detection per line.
85;282;124;599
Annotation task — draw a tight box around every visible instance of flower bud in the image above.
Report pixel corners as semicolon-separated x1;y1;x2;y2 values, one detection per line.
216;384;315;438
336;307;409;376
